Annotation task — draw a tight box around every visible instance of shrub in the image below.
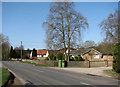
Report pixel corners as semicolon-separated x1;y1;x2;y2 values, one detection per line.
56;53;63;60
70;57;75;61
48;54;55;60
62;55;65;60
22;55;29;59
74;56;78;61
113;42;120;73
78;56;85;61
74;56;85;61
45;57;49;60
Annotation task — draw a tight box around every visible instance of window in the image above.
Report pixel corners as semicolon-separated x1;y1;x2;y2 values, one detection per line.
94;55;99;59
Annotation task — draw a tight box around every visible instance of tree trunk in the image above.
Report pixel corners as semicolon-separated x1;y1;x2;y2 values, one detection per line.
61;13;67;61
67;15;70;62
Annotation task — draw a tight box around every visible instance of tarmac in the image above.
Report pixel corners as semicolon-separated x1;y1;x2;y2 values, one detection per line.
52;66;113;77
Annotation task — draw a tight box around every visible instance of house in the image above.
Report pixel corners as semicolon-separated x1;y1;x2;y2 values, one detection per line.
81;48;103;61
70;48;113;61
37;50;49;58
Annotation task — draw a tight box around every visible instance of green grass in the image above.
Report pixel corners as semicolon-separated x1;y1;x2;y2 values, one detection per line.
105;69;120;78
20;61;52;67
0;68;10;86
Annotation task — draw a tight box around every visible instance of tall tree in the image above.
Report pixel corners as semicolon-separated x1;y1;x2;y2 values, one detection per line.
43;2;88;61
14;45;24;58
99;10;118;43
2;34;10;60
83;40;96;48
113;42;120;73
32;48;37;57
9;46;14;58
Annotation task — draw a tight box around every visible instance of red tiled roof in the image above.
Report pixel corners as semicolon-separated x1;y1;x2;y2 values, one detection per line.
37;50;47;55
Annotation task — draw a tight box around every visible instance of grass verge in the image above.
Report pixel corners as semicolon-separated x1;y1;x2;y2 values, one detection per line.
0;68;10;86
19;61;52;67
105;69;120;79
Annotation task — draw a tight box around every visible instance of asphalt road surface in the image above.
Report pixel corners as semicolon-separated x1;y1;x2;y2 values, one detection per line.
2;61;120;87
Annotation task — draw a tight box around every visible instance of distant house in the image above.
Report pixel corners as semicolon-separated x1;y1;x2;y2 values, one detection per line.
37;50;49;58
70;48;113;61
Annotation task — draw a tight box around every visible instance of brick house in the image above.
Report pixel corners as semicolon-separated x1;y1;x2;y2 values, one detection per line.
70;48;113;61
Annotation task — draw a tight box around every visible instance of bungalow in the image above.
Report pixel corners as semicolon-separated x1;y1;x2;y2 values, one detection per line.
70;48;113;61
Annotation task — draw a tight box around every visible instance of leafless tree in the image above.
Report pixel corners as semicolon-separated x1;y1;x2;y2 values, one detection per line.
99;10;118;43
83;40;96;48
43;2;88;61
0;34;10;59
64;2;88;61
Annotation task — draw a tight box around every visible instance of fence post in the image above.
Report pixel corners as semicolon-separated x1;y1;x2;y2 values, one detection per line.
87;60;90;68
105;60;108;67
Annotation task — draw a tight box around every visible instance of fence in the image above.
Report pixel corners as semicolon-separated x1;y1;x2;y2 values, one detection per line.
22;59;112;68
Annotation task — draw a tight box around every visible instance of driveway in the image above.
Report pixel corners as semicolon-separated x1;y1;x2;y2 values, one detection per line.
2;61;119;86
52;67;112;77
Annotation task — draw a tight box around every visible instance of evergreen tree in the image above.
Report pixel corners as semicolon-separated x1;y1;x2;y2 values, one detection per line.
32;48;37;57
9;46;14;58
113;42;120;73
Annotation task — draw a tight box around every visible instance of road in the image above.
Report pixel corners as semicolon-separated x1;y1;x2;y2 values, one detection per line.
2;61;119;86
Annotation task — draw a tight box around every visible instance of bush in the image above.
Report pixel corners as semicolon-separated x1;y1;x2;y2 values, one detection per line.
22;55;29;59
74;56;78;61
45;57;49;60
74;56;85;61
113;42;120;73
70;57;75;61
48;54;55;60
56;53;63;60
62;55;65;60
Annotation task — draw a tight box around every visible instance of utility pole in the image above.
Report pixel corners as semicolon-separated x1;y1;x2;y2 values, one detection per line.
21;41;22;60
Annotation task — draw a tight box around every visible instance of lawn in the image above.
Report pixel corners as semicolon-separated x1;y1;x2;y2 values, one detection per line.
20;61;52;67
105;69;120;79
0;68;10;86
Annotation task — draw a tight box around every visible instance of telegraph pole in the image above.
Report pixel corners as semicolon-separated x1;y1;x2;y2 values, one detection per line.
21;41;22;60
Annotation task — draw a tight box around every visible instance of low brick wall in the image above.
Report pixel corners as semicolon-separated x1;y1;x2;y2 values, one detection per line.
22;59;112;68
68;61;113;67
90;61;106;67
67;61;87;68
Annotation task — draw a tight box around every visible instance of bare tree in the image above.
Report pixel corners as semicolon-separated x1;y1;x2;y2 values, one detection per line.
96;40;114;55
1;34;10;60
64;2;88;61
83;40;96;48
43;2;68;60
43;2;88;61
99;10;118;43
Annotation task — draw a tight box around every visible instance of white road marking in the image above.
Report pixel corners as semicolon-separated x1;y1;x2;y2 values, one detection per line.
34;69;44;72
80;82;90;85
